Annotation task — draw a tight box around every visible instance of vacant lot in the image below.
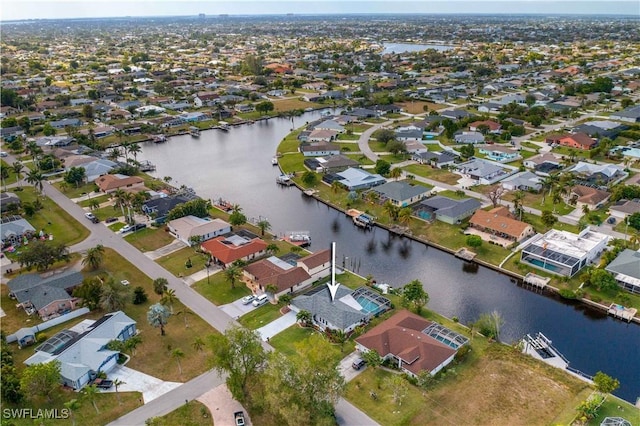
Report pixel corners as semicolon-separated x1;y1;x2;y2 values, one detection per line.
156;247;209;277
272;98;321;112
346;344;589;426
125;227;176;252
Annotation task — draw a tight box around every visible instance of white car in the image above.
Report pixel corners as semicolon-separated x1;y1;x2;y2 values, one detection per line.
241;295;256;305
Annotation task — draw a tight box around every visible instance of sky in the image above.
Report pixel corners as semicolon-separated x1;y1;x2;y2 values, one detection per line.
1;0;638;21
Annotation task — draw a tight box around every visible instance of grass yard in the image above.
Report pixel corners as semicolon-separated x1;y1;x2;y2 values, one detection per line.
147;401;213;426
344;153;375;166
124;227;176;252
589;394;640;425
192;272;251;306
269;324;352;365
437;189;474;200
277;152;306;174
237;302;282;329
368;140;388;153
337;133;360;141
345;343;590;426
276;130;302;154
272;98;321;112
1;159;21;184
54;181;99;199
402;164;461;185
347;123;373;133
77;193;110;207
15;187;89;246
156;247;209;277
502;190;575;217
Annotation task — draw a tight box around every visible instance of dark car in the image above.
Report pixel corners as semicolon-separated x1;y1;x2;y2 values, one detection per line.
105;217;118;224
352;357;366;370
234;411;245;426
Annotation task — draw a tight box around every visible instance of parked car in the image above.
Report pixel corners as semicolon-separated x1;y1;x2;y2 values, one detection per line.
85;212;99;223
0;151;8;157
241;295;256;305
352;357;366;370
234;411;245;426
93;378;113;389
105;217;118;224
252;294;268;307
121;223;146;233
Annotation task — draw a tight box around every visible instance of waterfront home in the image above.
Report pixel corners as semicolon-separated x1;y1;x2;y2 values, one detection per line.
568;162;626;186
454;131;485;144
469;206;535;243
35;136;74;147
605;249;640;294
568;185;610;211
297;249;331;276
24;311;136;390
95;174;145;194
609;199;640;221
313;119;345;133
454;158;516;185
201;230;267;267
304;155;359;173
0;192;21;213
440;109;473;121
520;227;609;277
243;256;313;297
334;167;386;191
300;141;340;156
49;118;82;129
369;180;431;207
355;310;466;378
478;145;521;162
290;285;391;333
1;215;36;247
8;271;83;320
142;194;194;223
501;171;542;192
80;159;118;182
412;150;459;168
413;196;481;224
167;216;231;246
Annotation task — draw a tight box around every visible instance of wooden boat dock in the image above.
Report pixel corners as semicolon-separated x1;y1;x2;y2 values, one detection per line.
276;174;294;186
454;248;476;261
523;272;550;290
608;304;637;322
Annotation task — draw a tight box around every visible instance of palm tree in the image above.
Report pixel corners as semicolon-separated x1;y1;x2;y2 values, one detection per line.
128;143;142;164
333;329;348;353
25;169;44;194
89;198;100;210
265;243;280;255
160;288;178;313
265;284;278;301
231;204;243;214
512;190;525;220
125;334;142;356
256;219;271;236
383;200;399;221
0;167;9;191
192;337;205;357
296;309;312;326
113;378;125;405
540;175;558;202
171;348;185;376
581;204;590;215
99;280;127;311
59;181;69;193
147;303;171;336
82;244;105;270
63;398;82;426
389;167;402;181
153;277;169;295
12;161;23;184
224;265;242;289
82;384;100;414
107;147;121;162
398;207;413;225
366;191;380;205
331;181;341;193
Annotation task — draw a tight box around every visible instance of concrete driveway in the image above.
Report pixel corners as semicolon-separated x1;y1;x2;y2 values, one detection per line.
144;239;187;260
338;351;367;382
219;297;259;319
256;310;297;341
105;365;182;403
198;384;252;426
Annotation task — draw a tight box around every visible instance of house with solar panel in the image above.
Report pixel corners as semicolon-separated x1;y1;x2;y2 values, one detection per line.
24;311;136;390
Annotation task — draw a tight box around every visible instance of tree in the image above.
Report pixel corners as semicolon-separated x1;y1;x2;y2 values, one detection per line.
229;210;248;226
63;398;82;425
26;169;44;194
389;167;402;180
295;309;312;326
256;219;271;236
1;339;23;404
73;277;103;310
166;198;211;221
19;240;70;271
265;243;280;255
301;171;317;186
20;360;61;402
153;277;169;295
125;335;142;356
113;378;125;405
160;288;178;313
383;200;399;221
224;265;242;289
99;279;128;312
466;234;482;249
255;101;275;115
475;310;504;341
133;286;148;305
627;212;640;231
0;167;9;191
459;143;475;159
65;166;86;188
487;186;505;208
43;122;56;136
374;159;391;176
398;207;413;225
147;303;171;336
401;279;429;314
209;326;268;403
171;348;185;376
589;269;618;292
82;244;105;270
593;371;620;394
385;374;409;406
12;161;24;184
82;384;101;414
372;128;395;144
264;335;345;425
361;349;383;370
541;210;558;228
128;143;142;164
192;337;206;357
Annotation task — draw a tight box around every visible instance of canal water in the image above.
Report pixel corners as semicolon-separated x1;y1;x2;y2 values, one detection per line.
140;111;640;402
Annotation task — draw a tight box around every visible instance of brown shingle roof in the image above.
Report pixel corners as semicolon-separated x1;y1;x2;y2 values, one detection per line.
571;185;610;206
244;258;311;293
469;207;532;239
96;174;144;191
299;249;330;270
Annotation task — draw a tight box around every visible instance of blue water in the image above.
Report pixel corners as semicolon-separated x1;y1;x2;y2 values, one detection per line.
356;296;383;315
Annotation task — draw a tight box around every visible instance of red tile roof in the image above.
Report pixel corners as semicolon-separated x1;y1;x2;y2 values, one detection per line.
201;235;267;265
244;258;311;293
299;249;330;270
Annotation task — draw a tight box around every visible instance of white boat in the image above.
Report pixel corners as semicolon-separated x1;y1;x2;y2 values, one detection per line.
218;121;230;131
151;134;167;143
189;126;201;137
272;156;278;166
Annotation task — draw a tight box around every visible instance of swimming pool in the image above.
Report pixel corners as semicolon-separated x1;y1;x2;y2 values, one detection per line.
523;257;564;274
356;296;385;315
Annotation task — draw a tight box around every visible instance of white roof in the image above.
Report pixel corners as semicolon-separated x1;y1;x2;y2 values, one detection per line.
529;228;609;259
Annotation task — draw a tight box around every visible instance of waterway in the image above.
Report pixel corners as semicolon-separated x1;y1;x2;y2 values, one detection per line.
381;42;453;55
140;111;640;402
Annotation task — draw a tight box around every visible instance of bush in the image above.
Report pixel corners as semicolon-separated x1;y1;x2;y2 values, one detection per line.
558;289;578;299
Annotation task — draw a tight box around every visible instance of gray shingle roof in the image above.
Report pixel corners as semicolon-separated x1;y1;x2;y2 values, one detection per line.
292;286;367;331
372;181;430;203
418;196;482;219
605;249;640;280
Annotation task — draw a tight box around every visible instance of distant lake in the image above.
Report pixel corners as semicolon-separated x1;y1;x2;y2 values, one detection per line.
381;42;453;55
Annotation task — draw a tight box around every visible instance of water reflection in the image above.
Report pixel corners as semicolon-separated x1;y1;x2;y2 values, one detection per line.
365;239;377;254
462;262;479;274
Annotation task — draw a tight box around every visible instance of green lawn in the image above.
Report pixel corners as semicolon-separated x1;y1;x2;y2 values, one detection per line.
237;302;282;329
270;324;352;365
192;272;252;305
146;400;213;426
368;140;388;152
278;152;306;174
54;181;99;199
344;154;375;166
337;133;360;141
402;164;461;185
77;193;110;207
589;394;640;425
1;159;21;184
437;189;474;200
124;227;176;252
156;247;209;277
277;130;302;154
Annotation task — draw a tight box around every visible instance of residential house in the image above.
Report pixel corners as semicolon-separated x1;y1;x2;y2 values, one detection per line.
1;216;36;247
297;249;331;276
469;120;501;134
569;185;611;211
243;256;313;297
307;129;339;143
557;133;596;150
304;155;359;173
95;174;145;193
395;128;424;142
454;131;485;144
520;227;609;277
49;118;82;129
501;171;542;192
605;249;640;294
24;311;137;389
355;310;466;378
469;206;535;243
440;109;473;121
35;136;74;148
609;199;640;221
8;271;83;320
478;145;520;162
369;181;431;207
350;108;378;119
167;216;231;246
455;158;515;185
193;91;219;107
142;194;194;223
573;121;626;139
300;141;340;157
0;192;21;213
477;102;502;113
334;168;386;191
523;153;562;176
610;105;640;123
290;285;391;333
201;230;267;267
313;120;345;133
413;196;481;224
568;162;626;186
412;151;459;168
80;159;118;182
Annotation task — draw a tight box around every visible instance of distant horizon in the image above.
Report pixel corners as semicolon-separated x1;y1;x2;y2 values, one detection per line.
1;1;639;22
